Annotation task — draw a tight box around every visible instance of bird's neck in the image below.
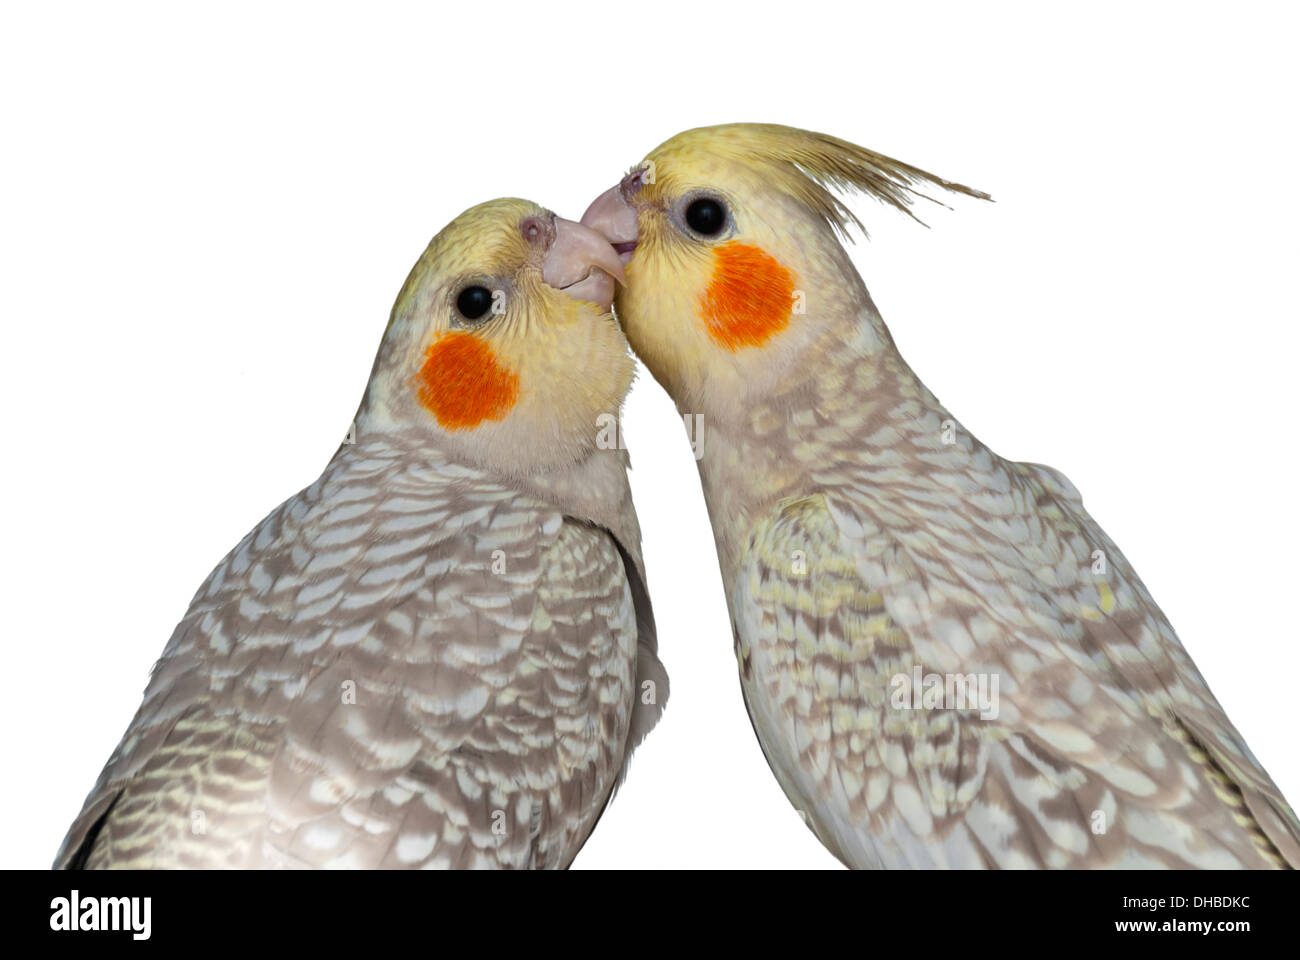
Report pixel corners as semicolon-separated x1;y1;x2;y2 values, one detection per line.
331;414;645;576
686;296;968;581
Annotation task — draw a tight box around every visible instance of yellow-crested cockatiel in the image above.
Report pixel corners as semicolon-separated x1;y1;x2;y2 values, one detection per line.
582;123;1299;868
55;198;667;869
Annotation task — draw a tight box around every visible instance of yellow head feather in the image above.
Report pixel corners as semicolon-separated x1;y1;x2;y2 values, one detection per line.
641;123;990;240
362;198;635;475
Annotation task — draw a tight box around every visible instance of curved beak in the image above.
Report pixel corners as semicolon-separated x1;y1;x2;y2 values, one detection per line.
541;217;626;310
580;185;640;265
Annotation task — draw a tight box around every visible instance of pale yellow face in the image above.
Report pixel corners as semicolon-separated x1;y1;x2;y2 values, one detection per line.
605;129;848;412
367;198;635;472
584;124;986;416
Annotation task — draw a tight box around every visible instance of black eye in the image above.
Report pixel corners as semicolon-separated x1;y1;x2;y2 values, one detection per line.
456;285;493;321
685;198;726;236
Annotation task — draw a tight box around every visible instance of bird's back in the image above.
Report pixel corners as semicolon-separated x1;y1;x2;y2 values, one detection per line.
57;436;646;869
731;425;1300;868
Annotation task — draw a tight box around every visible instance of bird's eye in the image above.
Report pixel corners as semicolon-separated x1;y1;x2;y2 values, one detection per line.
685;197;727;236
456;285;494;321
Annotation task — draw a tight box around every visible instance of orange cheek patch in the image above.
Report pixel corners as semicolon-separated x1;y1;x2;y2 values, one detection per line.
699;242;796;350
415;331;519;430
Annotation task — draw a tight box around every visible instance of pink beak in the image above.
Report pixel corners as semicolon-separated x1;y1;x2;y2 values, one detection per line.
580;185;640;265
541;217;626;311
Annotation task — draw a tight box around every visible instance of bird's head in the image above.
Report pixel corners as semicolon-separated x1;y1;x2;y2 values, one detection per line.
362;198;632;475
580;123;987;415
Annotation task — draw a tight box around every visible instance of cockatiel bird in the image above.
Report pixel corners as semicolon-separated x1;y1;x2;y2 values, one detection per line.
581;123;1299;869
55;198;666;869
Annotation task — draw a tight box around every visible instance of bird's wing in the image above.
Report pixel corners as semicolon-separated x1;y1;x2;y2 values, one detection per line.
56;444;640;869
734;488;1298;868
1016;459;1300;866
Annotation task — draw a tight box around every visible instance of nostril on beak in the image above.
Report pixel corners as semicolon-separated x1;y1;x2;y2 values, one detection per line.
620;166;647;197
520;214;553;247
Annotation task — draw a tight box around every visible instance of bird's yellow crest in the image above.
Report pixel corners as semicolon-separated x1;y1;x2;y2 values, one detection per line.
581;123;989;408
641;123;990;240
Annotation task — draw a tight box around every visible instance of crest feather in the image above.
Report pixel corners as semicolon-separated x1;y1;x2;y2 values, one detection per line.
649;123;991;240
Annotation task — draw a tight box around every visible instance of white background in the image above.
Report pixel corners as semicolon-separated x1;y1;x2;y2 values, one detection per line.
2;1;1297;869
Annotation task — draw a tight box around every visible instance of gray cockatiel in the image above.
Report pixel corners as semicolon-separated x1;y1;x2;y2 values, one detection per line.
55;198;667;869
581;123;1299;869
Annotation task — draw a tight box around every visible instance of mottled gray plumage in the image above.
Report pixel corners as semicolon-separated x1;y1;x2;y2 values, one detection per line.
56;198;665;868
592;123;1298;868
